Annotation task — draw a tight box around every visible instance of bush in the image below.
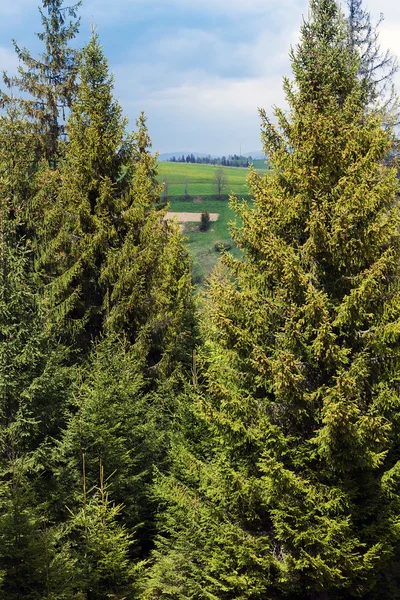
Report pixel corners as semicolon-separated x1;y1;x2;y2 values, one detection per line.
214;241;231;252
199;212;210;232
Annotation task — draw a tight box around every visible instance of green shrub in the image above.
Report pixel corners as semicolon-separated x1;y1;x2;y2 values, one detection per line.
199;211;210;232
214;241;231;252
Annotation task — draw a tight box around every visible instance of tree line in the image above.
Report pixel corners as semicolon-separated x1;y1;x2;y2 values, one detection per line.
0;0;400;598
169;153;257;167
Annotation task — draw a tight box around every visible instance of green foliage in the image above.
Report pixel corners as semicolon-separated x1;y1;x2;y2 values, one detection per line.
2;0;81;163
42;31;127;349
67;467;138;600
103;113;194;379
4;0;400;595
0;97;76;600
143;0;400;597
0;20;195;598
54;333;166;550
199;211;211;232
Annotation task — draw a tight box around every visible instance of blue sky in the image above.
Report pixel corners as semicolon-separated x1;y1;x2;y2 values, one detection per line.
1;0;399;155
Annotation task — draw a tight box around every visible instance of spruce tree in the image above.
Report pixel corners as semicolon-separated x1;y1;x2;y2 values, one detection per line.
67;456;137;599
40;31;194;578
2;0;81;164
0;101;38;598
143;0;400;598
347;0;398;120
0;98;76;600
42;31;127;351
54;334;165;554
103;113;194;380
40;42;194;587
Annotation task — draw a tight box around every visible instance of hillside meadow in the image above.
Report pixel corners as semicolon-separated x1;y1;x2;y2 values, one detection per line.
157;162;269;285
167;198;241;285
157;160;267;199
156;163;252;284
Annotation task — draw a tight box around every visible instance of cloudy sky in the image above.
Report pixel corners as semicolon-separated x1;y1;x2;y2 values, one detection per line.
1;0;399;155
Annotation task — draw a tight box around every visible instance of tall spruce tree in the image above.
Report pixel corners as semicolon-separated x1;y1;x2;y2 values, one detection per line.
2;0;81;164
36;28;195;593
0;97;40;600
46;332;170;599
50;118;195;584
143;0;400;598
102;113;194;380
53;334;164;553
0;98;76;600
41;31;127;351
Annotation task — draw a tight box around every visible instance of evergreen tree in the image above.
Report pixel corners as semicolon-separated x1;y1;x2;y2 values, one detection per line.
103;113;194;380
67;456;137;599
347;0;399;121
39;47;194;587
38;33;194;589
143;0;400;598
1;6;195;597
54;334;166;555
2;0;81;164
0;103;36;597
41;31;128;351
0;98;76;600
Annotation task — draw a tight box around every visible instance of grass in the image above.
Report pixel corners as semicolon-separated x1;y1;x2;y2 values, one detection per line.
158;163;266;286
251;158;269;170
158;161;267;199
168;196;245;286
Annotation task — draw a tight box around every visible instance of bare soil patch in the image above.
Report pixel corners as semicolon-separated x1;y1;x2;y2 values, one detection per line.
165;212;219;223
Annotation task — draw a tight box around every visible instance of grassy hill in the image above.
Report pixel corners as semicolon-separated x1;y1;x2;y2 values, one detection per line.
157;161;267;199
157;162;268;286
167;198;242;285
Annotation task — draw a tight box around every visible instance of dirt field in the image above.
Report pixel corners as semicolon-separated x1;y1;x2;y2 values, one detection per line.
165;211;219;223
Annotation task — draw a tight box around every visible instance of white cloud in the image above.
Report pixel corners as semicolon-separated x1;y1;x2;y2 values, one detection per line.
110;1;302;153
162;0;294;14
147;75;285;113
376;24;400;78
117;68;288;154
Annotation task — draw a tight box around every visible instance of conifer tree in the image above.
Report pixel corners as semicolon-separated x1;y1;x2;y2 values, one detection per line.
42;31;127;350
54;334;165;552
347;0;398;120
67;457;137;599
103;113;194;380
144;0;400;598
0;98;76;600
2;0;81;164
39;33;194;586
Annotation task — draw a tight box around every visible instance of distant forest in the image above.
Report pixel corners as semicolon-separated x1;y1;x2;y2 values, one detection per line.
168;153;265;167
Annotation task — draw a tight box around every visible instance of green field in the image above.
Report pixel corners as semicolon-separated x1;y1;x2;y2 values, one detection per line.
168;198;243;285
157;163;266;286
158;161;267;199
